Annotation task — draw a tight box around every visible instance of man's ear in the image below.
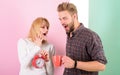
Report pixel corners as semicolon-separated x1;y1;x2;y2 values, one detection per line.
73;13;78;19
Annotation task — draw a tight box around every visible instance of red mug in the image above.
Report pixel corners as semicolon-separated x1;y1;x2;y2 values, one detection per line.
52;55;62;67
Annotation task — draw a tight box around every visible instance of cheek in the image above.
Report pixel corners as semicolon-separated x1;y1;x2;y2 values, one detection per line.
67;19;72;24
39;29;43;32
41;29;47;33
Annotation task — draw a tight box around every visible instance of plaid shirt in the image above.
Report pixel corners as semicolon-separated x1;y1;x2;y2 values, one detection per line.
63;23;107;75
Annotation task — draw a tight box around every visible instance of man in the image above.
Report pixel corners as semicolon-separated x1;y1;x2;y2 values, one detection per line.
57;2;107;75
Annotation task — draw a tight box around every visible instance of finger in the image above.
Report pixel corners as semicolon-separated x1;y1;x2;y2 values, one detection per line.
40;50;46;56
43;51;48;56
43;36;47;41
39;50;43;56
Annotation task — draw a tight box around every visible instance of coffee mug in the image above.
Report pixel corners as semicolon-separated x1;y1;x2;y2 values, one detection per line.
52;55;62;67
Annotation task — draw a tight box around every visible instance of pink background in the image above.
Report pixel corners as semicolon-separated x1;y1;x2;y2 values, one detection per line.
0;0;68;75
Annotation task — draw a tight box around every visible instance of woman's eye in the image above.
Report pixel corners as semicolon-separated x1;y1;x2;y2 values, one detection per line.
40;26;48;29
41;27;45;28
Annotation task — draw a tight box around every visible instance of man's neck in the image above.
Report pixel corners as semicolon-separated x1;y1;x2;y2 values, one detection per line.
74;22;80;32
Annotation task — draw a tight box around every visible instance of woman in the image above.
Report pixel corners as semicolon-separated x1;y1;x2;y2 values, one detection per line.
17;17;55;75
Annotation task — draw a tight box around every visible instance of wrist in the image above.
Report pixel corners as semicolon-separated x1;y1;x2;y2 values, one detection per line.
73;60;77;69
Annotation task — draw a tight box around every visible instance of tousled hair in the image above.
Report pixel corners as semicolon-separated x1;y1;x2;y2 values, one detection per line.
57;2;77;15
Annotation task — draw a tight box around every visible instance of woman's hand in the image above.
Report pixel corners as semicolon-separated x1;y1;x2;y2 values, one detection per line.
34;32;47;46
39;50;49;62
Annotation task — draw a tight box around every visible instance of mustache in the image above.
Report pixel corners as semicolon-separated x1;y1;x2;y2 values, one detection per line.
62;24;67;26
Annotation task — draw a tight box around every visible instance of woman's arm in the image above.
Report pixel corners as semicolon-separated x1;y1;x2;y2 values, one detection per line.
17;38;40;68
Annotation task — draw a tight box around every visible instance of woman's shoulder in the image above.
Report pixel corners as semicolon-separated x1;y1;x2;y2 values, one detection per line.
18;38;26;42
17;38;29;45
47;43;54;47
42;42;55;48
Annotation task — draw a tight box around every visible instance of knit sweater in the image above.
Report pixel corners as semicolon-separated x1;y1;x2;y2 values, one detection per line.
17;38;55;75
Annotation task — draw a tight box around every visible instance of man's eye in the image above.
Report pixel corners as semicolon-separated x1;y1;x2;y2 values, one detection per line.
63;17;67;20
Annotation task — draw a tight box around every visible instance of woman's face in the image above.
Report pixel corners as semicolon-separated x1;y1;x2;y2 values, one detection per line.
39;22;48;36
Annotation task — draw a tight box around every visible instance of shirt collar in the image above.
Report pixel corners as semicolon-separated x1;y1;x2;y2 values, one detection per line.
69;23;84;38
73;23;84;34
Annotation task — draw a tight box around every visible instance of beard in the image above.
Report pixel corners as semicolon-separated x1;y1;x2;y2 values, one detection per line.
66;21;74;37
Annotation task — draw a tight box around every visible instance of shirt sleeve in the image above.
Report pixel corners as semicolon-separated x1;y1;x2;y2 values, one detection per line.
45;44;55;75
17;38;40;68
86;33;107;64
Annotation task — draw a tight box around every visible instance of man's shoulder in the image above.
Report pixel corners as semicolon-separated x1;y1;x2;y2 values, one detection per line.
82;27;98;35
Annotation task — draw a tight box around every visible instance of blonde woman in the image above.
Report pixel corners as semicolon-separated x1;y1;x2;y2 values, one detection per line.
17;17;55;75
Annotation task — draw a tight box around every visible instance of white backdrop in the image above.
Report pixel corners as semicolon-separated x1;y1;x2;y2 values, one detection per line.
70;0;89;27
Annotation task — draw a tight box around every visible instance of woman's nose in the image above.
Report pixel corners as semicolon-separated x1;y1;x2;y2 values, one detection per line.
44;27;48;32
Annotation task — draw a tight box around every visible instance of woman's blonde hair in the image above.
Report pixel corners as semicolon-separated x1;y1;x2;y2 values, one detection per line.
28;17;49;42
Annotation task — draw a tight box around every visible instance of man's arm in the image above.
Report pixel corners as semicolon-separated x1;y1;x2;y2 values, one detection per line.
76;61;105;71
62;56;106;72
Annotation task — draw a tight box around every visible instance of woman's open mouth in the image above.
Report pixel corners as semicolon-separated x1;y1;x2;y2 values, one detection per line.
43;33;47;36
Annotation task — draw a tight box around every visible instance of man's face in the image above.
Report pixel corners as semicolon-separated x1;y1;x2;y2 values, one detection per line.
58;10;74;34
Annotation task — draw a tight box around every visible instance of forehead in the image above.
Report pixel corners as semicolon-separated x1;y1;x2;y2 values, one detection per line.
40;22;48;27
58;11;71;18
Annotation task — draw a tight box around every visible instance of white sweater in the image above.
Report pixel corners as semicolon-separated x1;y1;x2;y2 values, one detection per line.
17;38;55;75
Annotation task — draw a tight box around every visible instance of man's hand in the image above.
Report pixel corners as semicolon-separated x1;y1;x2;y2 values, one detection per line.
62;56;75;68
